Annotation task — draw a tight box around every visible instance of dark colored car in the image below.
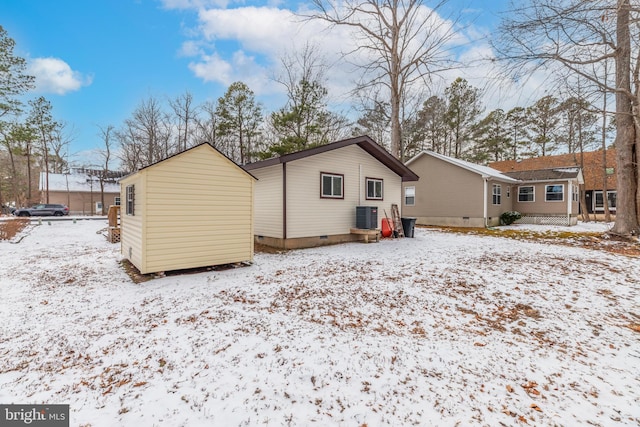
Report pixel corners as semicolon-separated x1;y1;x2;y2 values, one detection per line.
13;204;69;217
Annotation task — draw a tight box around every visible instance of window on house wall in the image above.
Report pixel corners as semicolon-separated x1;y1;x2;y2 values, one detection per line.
572;185;579;202
545;184;564;201
405;186;415;206
321;173;344;199
518;186;534;202
114;196;121;206
506;186;510;198
594;191;617;211
126;185;135;215
366;178;383;200
492;184;501;205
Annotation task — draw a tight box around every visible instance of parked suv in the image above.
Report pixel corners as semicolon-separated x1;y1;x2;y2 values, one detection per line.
13;204;69;217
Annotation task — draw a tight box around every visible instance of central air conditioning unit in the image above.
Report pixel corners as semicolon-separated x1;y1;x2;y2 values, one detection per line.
356;206;378;229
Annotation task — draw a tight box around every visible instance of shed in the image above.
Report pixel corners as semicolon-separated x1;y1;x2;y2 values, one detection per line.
119;143;256;275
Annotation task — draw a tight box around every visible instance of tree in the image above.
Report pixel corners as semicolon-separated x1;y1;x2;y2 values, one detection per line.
97;125;115;215
216;82;263;165
306;0;459;158
472;109;510;163
415;95;448;154
525;95;560;157
353;100;390;149
495;0;640;236
169;91;196;152
27;96;59;203
445;77;483;159
505;107;527;160
0;25;35;119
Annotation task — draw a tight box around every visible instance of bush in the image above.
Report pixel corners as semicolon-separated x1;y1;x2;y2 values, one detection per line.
500;211;522;226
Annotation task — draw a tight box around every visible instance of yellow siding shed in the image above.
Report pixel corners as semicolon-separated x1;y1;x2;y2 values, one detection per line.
119;143;255;275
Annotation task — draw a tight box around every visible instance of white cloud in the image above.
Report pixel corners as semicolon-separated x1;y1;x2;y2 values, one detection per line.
28;57;92;95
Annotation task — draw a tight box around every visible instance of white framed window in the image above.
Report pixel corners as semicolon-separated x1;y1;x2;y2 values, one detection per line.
572;185;579;202
114;196;121;206
545;184;564;202
404;186;415;206
492;184;501;205
506;186;510;198
594;191;617;211
366;178;383;200
518;186;534;202
321;172;343;199
126;185;135;215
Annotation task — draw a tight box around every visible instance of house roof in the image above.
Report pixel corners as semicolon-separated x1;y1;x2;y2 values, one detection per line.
503;167;584;183
39;171;121;193
125;142;257;180
489;149;615;191
242;135;420;182
406;150;520;183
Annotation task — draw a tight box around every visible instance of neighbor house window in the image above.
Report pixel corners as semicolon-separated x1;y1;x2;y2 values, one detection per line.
126;185;135;215
366;178;383;200
114;196;121;206
405;186;415;206
506;186;510;198
321;173;343;199
518;186;534;202
594;191;617;211
492;184;501;205
545;184;564;202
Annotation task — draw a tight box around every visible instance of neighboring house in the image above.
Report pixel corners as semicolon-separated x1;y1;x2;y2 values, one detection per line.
489;149;616;214
119;143;256;275
39;169;124;215
402;151;583;227
243;135;419;249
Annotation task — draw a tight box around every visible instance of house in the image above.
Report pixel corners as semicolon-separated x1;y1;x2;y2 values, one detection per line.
489;149;616;214
119;143;256;275
39;168;124;215
402;151;583;227
243;135;419;249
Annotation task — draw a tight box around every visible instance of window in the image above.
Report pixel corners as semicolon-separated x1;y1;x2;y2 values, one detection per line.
405;186;415;206
506;186;510;198
126;185;135;215
114;196;121;206
594;191;617;211
366;178;383;200
545;184;564;202
518;186;534;202
321;173;343;199
572;185;579;202
492;184;501;205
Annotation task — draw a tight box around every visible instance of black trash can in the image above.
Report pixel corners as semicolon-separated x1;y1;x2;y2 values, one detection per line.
401;217;417;238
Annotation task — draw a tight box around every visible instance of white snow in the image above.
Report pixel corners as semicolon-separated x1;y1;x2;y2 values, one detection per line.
1;220;639;426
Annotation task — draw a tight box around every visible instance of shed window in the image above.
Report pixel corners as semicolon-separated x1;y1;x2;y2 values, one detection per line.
405;186;415;206
366;178;383;200
492;184;501;205
545;184;564;202
126;185;135;215
321;173;343;199
518;186;534;202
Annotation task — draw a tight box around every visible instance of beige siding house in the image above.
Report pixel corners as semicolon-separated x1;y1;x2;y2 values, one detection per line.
119;143;255;275
243;135;419;249
403;151;519;227
403;151;583;227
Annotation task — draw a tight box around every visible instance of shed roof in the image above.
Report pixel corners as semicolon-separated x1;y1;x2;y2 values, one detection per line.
243;135;419;182
406;150;520;183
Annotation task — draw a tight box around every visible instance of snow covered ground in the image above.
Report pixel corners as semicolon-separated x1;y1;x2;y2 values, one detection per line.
0;219;638;427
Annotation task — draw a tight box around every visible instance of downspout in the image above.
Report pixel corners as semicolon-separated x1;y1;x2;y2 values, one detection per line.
567;180;571;225
282;162;287;243
483;177;489;228
358;164;362;205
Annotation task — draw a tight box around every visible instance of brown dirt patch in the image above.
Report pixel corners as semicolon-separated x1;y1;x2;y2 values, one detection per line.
0;218;30;240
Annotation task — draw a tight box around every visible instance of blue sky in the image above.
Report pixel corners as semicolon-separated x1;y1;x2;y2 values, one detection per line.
2;0;523;167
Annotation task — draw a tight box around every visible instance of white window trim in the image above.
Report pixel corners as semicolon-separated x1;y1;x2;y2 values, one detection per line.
404;186;415;206
320;172;344;199
518;186;535;202
593;190;617;211
545;184;564;202
126;185;135;215
492;184;502;205
366;177;383;200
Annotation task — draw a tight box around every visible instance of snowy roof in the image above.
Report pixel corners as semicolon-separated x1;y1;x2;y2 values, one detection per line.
39;171;121;193
406;150;520;183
